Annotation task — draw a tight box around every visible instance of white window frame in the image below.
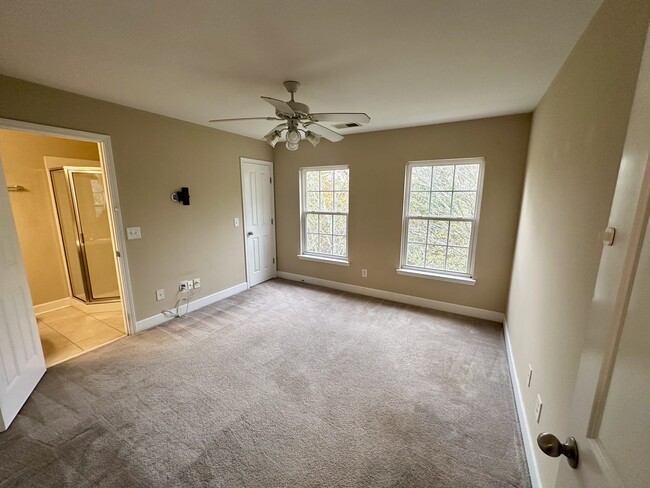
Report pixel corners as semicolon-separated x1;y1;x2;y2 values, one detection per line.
298;165;350;266
397;157;485;285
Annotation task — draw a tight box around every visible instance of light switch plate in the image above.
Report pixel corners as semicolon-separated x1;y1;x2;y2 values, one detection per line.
535;394;543;423
234;218;240;227
126;227;141;240
155;289;165;301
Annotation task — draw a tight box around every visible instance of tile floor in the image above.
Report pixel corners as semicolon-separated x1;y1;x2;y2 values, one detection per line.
36;306;126;367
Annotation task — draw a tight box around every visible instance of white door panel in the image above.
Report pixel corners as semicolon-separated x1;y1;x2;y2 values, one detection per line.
241;159;276;287
0;160;46;431
553;21;650;488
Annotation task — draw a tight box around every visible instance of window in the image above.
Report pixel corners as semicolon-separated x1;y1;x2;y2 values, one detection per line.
300;166;349;264
398;158;484;283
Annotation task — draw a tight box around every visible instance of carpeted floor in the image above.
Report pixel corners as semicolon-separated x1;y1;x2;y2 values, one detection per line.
0;279;531;487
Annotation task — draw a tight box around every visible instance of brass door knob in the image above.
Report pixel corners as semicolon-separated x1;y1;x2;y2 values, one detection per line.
537;433;579;469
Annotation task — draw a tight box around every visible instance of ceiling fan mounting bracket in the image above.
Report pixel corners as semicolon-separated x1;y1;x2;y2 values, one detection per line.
283;80;300;98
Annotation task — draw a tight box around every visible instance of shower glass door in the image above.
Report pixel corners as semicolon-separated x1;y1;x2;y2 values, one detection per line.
70;171;120;300
51;170;87;301
50;168;120;303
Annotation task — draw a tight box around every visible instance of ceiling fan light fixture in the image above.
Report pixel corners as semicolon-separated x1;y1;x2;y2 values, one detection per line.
286;140;300;151
286;128;301;144
306;131;321;147
263;130;281;148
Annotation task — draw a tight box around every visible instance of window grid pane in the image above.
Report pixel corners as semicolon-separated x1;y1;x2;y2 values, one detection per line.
302;167;349;258
402;161;480;276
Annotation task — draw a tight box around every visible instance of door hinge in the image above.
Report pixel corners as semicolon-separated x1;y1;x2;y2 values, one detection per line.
115;250;121;258
271;218;274;225
273;258;275;264
270;177;272;184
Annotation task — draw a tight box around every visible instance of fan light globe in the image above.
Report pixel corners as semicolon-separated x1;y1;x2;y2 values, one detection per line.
286;141;299;151
306;131;321;147
263;131;281;148
286;129;301;144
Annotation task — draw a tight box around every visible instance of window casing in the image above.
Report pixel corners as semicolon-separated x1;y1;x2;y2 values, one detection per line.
300;166;349;262
399;158;485;281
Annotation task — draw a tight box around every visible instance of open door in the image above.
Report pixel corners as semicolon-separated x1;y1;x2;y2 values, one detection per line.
0;158;46;431
548;21;650;488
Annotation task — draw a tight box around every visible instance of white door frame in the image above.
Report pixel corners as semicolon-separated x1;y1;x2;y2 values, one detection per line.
240;157;277;288
0;118;137;335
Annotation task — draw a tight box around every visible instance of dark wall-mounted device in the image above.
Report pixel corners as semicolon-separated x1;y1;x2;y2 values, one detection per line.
171;187;190;205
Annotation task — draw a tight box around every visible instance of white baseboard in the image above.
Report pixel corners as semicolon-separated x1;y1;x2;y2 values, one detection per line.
135;282;248;333
277;271;504;322
34;298;71;315
504;319;542;488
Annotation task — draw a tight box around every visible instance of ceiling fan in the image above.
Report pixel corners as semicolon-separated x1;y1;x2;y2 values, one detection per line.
209;81;370;150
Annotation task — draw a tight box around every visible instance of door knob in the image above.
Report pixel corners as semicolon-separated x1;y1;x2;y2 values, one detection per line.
247;231;254;236
537;433;579;469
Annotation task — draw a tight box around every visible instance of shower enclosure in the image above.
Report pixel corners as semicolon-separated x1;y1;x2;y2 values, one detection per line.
50;167;120;303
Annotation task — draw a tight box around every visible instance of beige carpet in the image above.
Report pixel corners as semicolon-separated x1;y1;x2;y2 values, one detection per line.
0;279;530;487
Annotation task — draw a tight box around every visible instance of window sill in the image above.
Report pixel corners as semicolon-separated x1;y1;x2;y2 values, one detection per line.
298;254;350;267
395;268;476;285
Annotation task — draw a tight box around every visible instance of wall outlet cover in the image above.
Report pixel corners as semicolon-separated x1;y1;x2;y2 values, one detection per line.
126;226;142;240
193;278;201;289
361;269;368;278
155;289;165;301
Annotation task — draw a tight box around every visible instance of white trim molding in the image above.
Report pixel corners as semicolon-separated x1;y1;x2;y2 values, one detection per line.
297;254;350;266
503;319;542;488
277;271;503;322
396;268;476;285
136;282;248;333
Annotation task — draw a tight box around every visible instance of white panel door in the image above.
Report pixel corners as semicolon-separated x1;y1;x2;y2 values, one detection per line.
0;160;46;431
553;22;650;488
241;159;276;287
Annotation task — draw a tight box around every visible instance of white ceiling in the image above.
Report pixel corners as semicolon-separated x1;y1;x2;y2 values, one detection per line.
0;0;602;140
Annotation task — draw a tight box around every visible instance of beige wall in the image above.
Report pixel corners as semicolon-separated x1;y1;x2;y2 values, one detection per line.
0;75;273;320
506;0;650;486
0;130;99;305
275;114;531;314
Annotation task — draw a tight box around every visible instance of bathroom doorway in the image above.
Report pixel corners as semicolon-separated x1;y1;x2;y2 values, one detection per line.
0;126;132;367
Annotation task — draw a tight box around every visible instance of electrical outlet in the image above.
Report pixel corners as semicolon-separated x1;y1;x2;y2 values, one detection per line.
361;269;368;278
535;394;543;423
126;226;141;240
179;281;188;291
527;364;533;388
193;278;201;289
155;289;165;301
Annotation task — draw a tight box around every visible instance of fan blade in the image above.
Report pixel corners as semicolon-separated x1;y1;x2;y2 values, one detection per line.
261;96;295;116
309;113;370;124
209;117;280;123
304;122;343;142
263;124;287;139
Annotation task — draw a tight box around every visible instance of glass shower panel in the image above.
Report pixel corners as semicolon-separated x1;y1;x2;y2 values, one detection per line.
50;170;87;301
71;172;120;300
